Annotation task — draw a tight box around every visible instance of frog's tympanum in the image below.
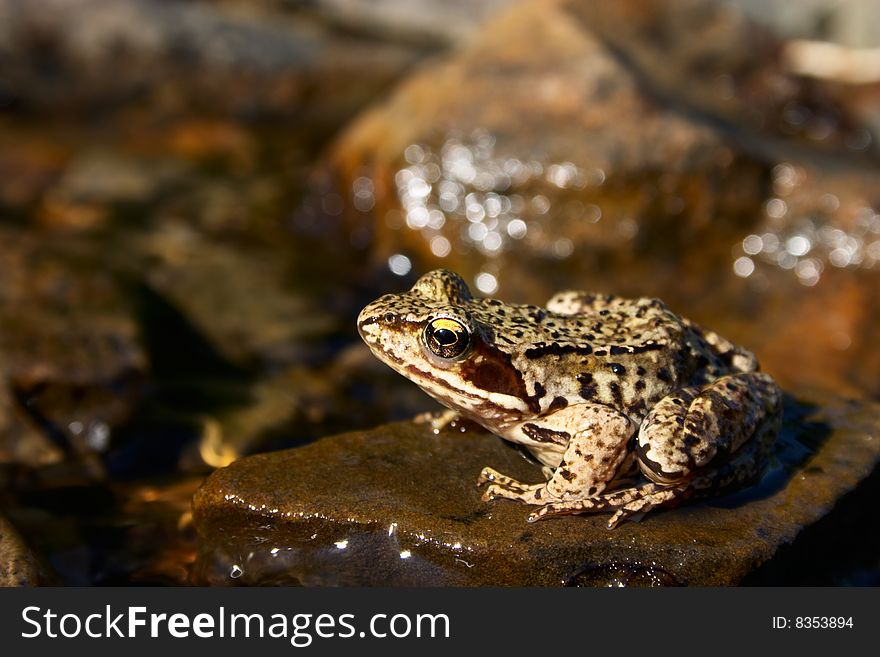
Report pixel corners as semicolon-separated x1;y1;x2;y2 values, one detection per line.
358;270;782;528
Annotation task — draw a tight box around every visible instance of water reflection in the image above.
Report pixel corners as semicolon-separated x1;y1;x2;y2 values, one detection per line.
733;163;880;286
390;132;605;266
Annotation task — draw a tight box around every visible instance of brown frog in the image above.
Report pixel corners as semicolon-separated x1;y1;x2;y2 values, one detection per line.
358;270;782;528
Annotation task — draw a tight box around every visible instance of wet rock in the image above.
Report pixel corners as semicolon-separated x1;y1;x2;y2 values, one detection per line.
137;224;337;370
0;0;419;126
0;514;51;585
190;343;438;468
295;0;517;46
0;131;69;212
0;385;63;466
321;0;770;286
3;475;202;585
192;393;880;586
561;0;876;151
0;229;146;458
317;0;876;289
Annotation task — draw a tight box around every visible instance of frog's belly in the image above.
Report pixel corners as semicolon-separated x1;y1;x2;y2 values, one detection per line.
524;444;565;468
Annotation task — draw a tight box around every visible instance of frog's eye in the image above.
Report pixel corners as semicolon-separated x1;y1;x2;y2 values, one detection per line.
424;317;471;360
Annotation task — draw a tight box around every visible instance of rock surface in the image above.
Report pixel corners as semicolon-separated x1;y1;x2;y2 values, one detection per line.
0;515;50;586
0;229;146;460
0;0;419;123
192;393;880;586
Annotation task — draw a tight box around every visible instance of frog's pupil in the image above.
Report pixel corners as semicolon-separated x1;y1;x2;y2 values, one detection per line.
434;328;457;345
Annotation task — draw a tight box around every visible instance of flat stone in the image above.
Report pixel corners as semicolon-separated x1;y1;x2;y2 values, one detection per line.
192;392;880;586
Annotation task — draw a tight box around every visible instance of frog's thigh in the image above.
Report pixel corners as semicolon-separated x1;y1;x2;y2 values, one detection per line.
480;404;634;505
637;372;782;485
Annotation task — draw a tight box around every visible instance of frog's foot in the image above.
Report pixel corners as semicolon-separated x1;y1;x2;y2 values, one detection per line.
527;482;690;529
477;467;544;500
414;408;459;434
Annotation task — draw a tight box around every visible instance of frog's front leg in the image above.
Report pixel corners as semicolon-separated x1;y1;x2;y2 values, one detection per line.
477;404;635;505
414;408;459;434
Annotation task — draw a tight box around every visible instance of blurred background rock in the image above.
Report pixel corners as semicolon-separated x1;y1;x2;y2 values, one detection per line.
0;0;877;585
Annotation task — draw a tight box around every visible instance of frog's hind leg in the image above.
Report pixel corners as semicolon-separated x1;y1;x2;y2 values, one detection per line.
636;371;782;488
526;482;691;528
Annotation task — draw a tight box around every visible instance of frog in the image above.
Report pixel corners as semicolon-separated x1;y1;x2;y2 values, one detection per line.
357;269;782;528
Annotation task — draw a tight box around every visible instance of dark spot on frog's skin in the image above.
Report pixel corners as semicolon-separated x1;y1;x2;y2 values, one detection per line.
609;362;625;375
460;340;540;413
657;368;671;383
577;373;596;399
534;489;542;500
533;381;546;399
725;382;739;392
588;486;598;496
593;349;607;357
636;366;646;376
630;398;647;416
583;453;594;462
525;343;592;359
628;342;664;355
560;469;577;482
609;381;623;407
610;345;629;356
384;312;395;323
523;423;570;445
548;396;568;411
599;309;609;316
635;380;646;392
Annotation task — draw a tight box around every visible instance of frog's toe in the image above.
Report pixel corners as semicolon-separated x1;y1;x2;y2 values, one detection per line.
527;497;607;522
482;483;520;502
482;481;544;502
476;467;534;491
476;466;501;486
605;485;689;528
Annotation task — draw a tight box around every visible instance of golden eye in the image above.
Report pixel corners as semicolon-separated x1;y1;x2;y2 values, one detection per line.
424;317;471;360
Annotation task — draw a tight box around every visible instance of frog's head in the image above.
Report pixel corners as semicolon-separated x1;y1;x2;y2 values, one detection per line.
358;269;531;423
